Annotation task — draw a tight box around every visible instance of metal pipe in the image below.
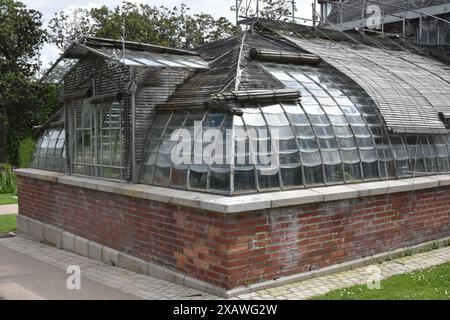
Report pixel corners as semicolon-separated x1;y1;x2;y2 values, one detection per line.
257;0;260;19
131;92;137;183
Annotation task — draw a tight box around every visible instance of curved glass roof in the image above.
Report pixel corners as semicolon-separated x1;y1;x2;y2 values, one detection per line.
139;58;450;195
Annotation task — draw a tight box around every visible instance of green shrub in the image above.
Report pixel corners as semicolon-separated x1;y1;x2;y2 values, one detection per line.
0;164;17;195
18;137;36;168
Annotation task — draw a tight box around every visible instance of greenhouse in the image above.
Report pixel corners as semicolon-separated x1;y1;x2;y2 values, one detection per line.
17;21;450;295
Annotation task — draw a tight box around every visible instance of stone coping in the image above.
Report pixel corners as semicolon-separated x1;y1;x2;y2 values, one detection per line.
15;168;450;214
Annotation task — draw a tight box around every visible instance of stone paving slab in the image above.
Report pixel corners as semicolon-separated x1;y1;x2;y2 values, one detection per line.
0;204;18;215
1;236;449;300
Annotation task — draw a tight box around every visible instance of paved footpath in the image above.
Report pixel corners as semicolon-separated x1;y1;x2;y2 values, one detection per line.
1;236;449;300
0;204;18;216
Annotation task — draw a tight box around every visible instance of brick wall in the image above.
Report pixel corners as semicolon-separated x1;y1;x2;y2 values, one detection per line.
17;176;450;290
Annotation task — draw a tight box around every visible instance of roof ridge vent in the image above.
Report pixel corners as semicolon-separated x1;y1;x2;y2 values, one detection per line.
249;48;321;65
212;89;302;103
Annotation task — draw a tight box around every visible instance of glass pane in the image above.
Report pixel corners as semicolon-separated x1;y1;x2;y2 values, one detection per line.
291;73;314;83
341;148;360;164
302;150;322;166
293;125;315;138
325;164;343;183
270;71;295;81
281;165;303;187
396;159;411;177
282;102;304;114
328;115;348;126
344;163;362;181
189;165;208;189
314;125;334;137
234;168;256;192
171;165;188;188
299;138;319;151
352;125;371;136
309;115;329;125
265;113;289;126
153;165;171;186
242;112;266;127
356;137;374;148
273;126;295;139
278;151;300;165
333;126;352;137
209;166;231;192
257;167;280;189
304;165;324;185
303;104;324;115
362;161;379;180
338;137;357;148
278;138;297;151
319;137;339;149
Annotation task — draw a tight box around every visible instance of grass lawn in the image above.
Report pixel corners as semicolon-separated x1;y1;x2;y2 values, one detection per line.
313;262;450;300
0;214;17;233
0;194;18;205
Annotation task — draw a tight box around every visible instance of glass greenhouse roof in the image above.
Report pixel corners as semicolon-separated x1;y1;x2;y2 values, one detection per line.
34;28;450;196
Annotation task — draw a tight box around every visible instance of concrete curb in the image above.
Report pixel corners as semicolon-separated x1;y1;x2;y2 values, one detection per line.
16;215;450;298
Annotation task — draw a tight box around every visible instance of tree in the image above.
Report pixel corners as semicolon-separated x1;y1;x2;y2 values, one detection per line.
48;2;240;52
0;0;46;75
0;0;59;165
260;0;296;21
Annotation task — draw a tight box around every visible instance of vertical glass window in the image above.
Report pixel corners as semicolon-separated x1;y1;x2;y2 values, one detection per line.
405;137;425;176
432;136;450;173
71;101;125;180
302;150;324;185
391;137;410;177
360;148;379;180
421;137;438;173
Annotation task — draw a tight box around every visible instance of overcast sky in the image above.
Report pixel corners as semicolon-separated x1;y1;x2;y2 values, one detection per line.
21;0;314;67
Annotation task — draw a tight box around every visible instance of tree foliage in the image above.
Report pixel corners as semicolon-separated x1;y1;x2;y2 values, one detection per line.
0;0;46;75
48;2;241;51
0;0;61;165
260;0;296;21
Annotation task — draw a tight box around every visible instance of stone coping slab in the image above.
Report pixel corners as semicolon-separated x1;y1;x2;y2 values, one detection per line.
15;169;450;214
